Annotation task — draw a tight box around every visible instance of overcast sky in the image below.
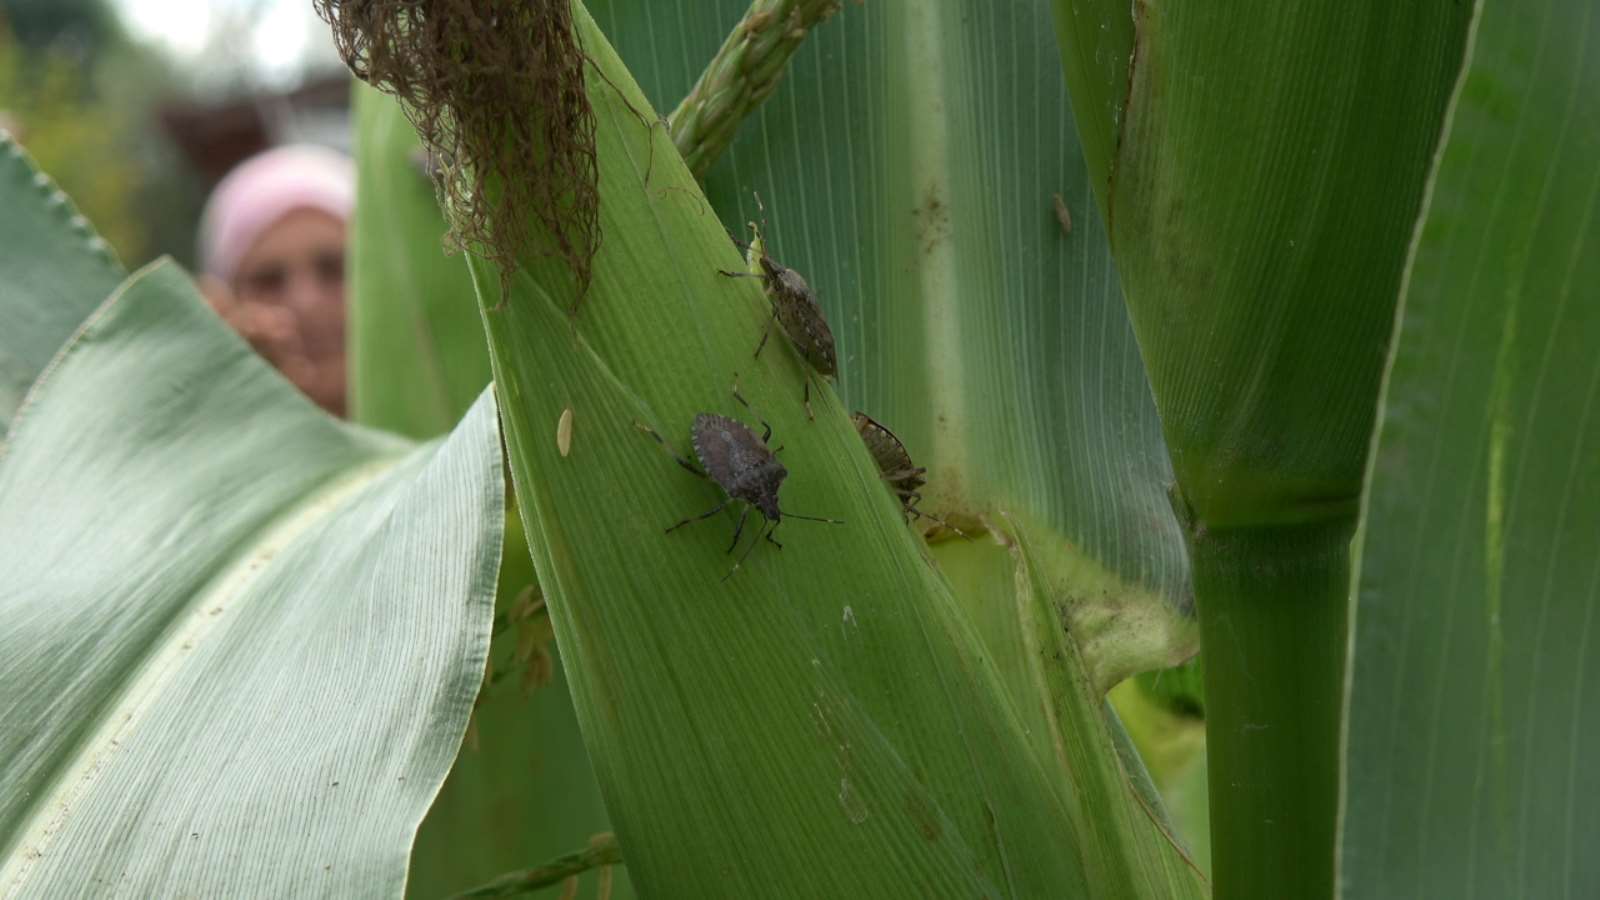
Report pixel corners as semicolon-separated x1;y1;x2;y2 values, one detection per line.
110;0;341;85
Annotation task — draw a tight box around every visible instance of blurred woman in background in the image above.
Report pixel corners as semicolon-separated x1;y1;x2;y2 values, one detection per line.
198;144;352;416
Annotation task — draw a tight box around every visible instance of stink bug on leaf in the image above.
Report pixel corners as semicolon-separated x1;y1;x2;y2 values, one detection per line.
718;195;837;420
637;380;843;580
851;411;967;539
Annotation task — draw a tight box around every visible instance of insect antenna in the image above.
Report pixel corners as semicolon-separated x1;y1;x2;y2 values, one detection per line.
781;511;845;524
665;499;731;534
734;193;772;258
912;509;971;540
634;420;707;479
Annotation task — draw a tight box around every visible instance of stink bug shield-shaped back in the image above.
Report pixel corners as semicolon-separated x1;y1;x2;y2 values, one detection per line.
636;383;842;580
853;412;927;507
852;411;968;539
719;197;837;419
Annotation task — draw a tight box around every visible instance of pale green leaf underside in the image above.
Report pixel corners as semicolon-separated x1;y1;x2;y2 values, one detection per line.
0;261;503;897
590;0;1191;614
1345;1;1600;896
0;134;123;434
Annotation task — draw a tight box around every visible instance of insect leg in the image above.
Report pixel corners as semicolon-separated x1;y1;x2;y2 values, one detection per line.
754;313;775;360
666;499;731;534
634;421;708;479
883;466;928;481
722;520;772;582
730;380;774;443
727;504;751;554
803;378;814;421
718;269;764;280
765;526;783;550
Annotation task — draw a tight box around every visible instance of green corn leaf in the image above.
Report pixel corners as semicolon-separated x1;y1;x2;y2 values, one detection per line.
1096;3;1471;531
662;0;1204;850
408;525;627;900
592;0;1194;696
1049;0;1473;893
0;257;503;896
473;5;1205;895
1344;1;1600;895
345;84;623;898
0;134;123;433
347;82;489;440
340;0;1206;887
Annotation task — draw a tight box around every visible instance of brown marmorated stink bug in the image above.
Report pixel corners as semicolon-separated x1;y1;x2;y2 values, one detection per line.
851;411;967;539
718;197;837;420
636;380;843;579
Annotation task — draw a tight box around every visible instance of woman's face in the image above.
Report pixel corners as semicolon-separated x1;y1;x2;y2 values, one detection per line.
234;208;346;351
231;208;348;412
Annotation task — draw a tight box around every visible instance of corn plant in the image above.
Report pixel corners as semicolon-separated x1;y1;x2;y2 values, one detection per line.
1;0;1596;898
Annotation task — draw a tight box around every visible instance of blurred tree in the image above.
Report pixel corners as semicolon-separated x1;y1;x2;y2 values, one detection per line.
0;4;201;267
0;0;123;58
0;23;143;260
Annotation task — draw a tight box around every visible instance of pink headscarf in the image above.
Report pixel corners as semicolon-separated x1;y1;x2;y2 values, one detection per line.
199;144;355;282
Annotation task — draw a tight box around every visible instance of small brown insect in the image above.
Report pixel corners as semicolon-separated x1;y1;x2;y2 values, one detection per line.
852;411;966;538
637;380;842;579
719;196;837;420
1052;192;1073;235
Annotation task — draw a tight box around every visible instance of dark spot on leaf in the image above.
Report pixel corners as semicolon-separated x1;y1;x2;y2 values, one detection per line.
914;182;951;255
904;790;942;842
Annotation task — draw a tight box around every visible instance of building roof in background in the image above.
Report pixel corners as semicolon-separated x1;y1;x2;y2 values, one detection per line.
158;72;350;185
